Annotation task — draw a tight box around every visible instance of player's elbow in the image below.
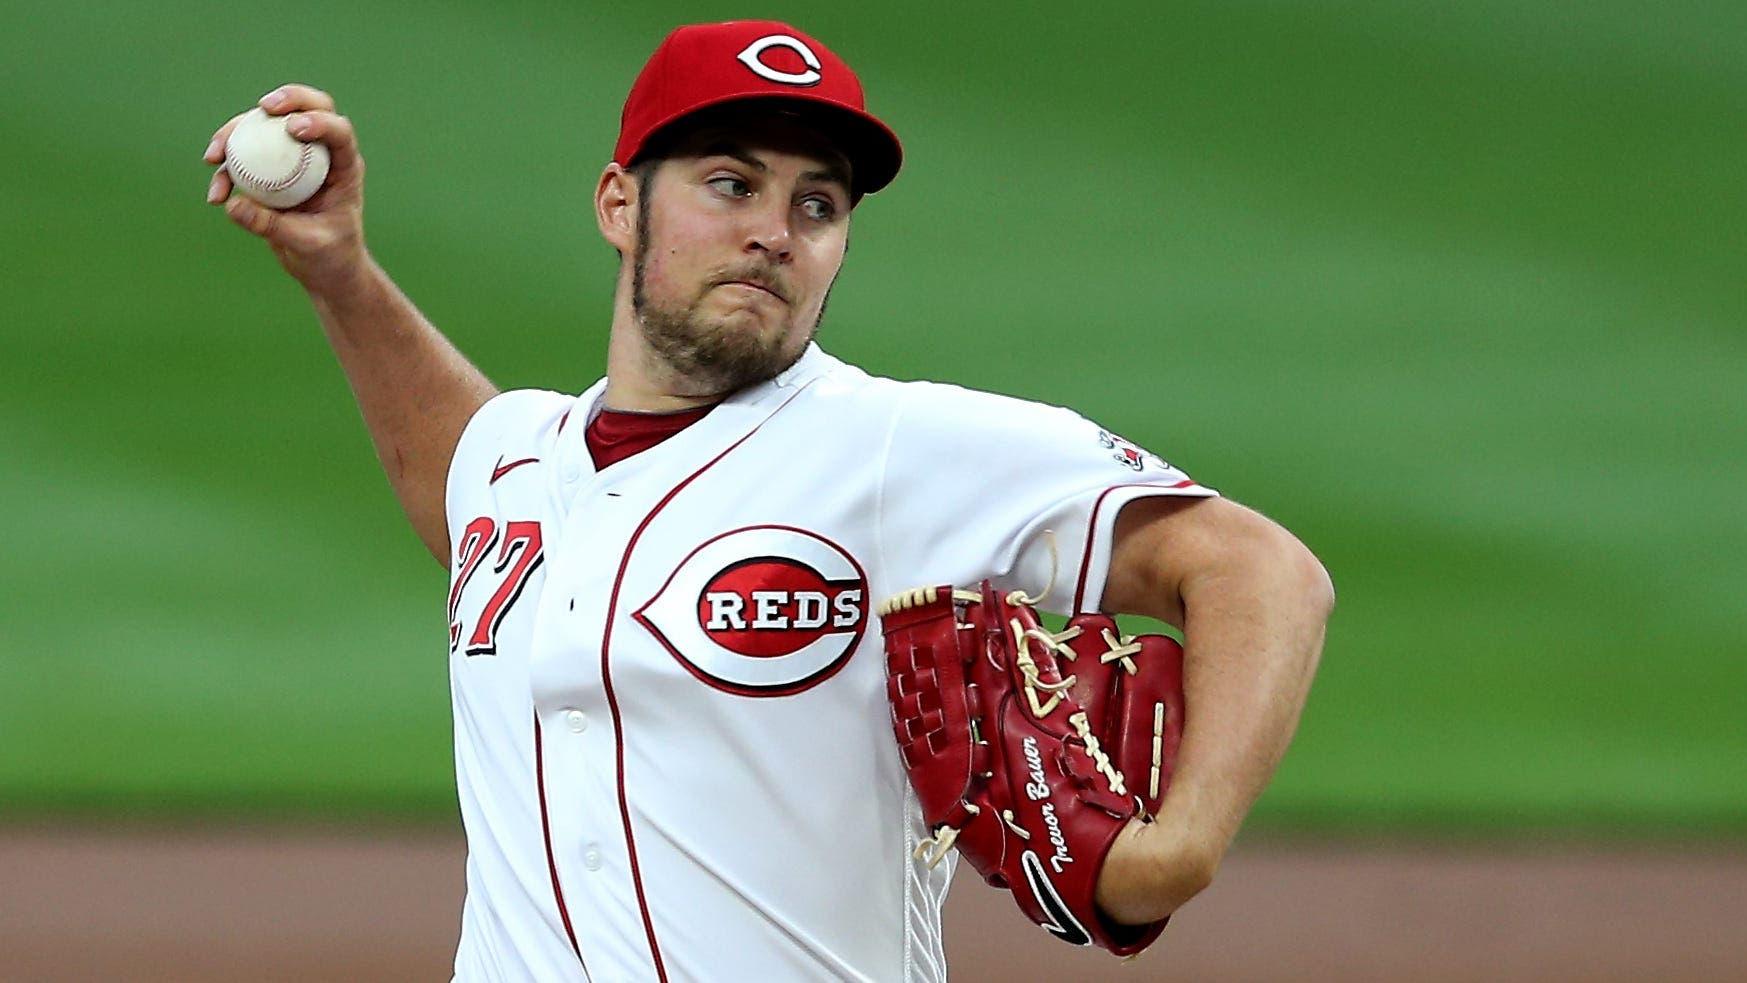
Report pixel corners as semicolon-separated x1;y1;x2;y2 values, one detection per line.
1291;537;1336;621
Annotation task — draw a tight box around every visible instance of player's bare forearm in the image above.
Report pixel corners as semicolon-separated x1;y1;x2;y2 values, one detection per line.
1095;496;1334;924
307;258;497;562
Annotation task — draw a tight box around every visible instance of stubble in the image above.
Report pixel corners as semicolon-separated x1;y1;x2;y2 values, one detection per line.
629;180;829;398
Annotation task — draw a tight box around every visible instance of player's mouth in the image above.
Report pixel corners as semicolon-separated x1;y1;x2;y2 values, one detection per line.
716;278;788;304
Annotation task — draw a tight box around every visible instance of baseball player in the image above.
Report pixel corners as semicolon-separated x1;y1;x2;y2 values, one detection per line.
203;20;1332;982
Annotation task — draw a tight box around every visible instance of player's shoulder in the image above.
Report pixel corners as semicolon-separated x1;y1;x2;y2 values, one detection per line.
462;388;578;445
881;374;1092;448
453;387;588;470
895;377;1074;417
796;350;1072;428
445;386;587;519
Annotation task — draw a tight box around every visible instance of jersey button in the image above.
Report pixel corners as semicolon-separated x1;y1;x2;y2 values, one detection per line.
563;709;588;733
583;845;603;871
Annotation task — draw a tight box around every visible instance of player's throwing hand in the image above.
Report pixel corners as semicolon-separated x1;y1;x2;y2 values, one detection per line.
203;83;366;290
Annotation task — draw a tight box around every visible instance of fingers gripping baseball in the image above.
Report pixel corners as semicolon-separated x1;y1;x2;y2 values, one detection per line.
202;84;340;160
264;82;337;113
203;83;367;288
223;193;282;238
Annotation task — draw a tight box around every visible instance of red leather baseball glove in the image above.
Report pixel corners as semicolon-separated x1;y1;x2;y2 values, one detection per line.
879;581;1185;956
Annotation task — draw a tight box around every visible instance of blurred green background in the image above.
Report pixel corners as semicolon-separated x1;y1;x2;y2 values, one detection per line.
2;0;1742;833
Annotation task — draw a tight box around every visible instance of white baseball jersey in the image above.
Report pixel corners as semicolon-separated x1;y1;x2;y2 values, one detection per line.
442;344;1216;982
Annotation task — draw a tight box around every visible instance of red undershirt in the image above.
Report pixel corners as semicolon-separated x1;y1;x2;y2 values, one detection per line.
583;404;718;471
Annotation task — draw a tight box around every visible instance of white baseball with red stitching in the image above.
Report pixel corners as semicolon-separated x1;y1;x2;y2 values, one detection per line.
223;107;330;209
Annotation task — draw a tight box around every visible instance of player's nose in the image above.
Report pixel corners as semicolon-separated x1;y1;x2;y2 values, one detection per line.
742;198;795;263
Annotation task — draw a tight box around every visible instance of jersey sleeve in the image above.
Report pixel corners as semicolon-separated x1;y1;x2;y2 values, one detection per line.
444;388;575;548
876;382;1218;615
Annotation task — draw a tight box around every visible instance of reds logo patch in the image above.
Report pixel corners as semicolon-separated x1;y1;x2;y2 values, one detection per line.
1097;429;1171;473
634;526;868;696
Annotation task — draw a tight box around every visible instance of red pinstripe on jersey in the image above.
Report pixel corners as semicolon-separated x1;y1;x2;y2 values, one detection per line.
1071;480;1203;612
533;712;590;980
594;384;813;982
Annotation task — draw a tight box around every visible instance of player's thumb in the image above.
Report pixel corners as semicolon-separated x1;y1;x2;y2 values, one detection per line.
224;194;281;240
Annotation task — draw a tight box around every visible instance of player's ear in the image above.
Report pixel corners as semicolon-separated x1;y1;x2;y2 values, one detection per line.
595;162;638;253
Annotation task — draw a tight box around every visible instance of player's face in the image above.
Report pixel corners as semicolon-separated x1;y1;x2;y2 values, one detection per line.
630;121;852;396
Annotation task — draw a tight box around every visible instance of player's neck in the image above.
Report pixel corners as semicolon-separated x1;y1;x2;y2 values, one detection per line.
601;315;725;413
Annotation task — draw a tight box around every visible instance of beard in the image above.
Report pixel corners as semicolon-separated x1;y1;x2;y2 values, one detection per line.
630;205;830;398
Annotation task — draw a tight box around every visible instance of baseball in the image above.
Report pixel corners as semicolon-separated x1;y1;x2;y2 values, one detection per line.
223;107;330;209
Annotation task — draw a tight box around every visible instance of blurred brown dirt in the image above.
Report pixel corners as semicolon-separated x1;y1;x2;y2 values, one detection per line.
3;827;1744;981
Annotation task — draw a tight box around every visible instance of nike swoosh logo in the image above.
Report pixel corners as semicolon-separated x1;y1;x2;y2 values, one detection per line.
490;456;540;484
1022;851;1092;947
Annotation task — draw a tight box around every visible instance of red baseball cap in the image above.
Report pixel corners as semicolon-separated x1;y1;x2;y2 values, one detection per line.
614;20;903;200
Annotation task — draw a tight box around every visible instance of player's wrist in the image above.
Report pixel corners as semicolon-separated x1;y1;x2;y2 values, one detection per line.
302;249;382;309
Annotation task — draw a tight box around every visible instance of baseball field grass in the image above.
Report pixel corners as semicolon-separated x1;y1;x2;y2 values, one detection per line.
2;0;1743;833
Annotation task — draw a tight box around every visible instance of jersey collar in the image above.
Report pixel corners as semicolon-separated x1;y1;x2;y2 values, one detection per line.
555;343;841;484
769;342;837;391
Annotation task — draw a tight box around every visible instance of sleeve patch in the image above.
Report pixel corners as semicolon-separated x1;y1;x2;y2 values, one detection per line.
1096;429;1179;476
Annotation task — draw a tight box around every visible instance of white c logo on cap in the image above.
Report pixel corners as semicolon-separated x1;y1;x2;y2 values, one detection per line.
736;34;823;86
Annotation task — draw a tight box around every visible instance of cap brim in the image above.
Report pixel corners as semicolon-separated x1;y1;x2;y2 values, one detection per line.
624;94;903;201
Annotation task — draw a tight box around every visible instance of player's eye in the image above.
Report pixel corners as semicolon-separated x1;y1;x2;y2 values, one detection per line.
707;176;751;198
799;196;837;222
